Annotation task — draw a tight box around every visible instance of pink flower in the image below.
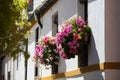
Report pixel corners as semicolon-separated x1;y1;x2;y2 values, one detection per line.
83;25;87;28
62;22;67;27
57;37;65;45
73;33;82;41
78;28;82;32
50;37;56;45
62;24;72;36
76;17;85;26
44;37;49;45
67;41;80;49
61;52;68;59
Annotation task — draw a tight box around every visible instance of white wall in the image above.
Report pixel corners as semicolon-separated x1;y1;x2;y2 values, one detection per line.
2;54;26;80
27;23;41;80
40;0;80;75
88;0;105;65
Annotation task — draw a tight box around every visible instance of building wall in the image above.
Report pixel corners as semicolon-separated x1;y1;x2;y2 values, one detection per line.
40;0;79;76
2;55;25;80
1;0;113;80
27;23;41;80
37;0;106;79
88;0;105;65
55;71;105;80
105;0;120;80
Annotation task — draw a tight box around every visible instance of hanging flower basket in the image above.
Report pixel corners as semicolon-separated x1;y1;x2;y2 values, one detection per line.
33;37;59;67
56;16;91;59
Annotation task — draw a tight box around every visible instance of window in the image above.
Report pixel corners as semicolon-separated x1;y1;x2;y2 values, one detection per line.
52;13;58;36
35;27;39;76
35;27;39;44
8;71;11;80
52;12;58;74
2;75;4;80
16;54;19;70
25;39;28;80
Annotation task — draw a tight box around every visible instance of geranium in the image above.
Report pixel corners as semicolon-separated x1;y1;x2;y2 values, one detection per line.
33;37;59;66
56;16;91;59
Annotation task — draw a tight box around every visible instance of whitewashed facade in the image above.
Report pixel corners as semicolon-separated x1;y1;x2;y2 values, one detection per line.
1;0;120;80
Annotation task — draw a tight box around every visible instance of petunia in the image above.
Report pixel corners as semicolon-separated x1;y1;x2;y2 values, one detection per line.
61;52;68;59
50;37;56;45
67;41;80;49
78;28;82;32
73;33;82;41
76;17;85;26
44;36;49;45
62;24;72;36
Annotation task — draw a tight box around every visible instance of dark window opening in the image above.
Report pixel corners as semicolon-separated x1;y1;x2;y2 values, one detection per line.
35;27;39;44
35;67;38;76
35;27;39;76
16;54;19;70
8;71;10;80
52;14;58;36
2;75;4;80
52;13;58;74
25;39;28;80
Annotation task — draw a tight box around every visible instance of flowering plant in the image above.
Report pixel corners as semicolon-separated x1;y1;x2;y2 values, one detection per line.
56;16;91;59
33;37;59;66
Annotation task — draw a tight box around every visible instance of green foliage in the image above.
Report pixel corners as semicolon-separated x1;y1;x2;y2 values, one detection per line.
0;0;30;65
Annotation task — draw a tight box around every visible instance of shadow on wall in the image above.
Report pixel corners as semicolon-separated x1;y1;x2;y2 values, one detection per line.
83;32;104;80
58;56;66;76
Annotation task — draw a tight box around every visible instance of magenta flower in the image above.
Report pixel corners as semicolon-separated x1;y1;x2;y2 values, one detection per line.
67;41;80;49
76;17;85;26
34;36;59;66
44;36;49;45
35;45;44;59
61;52;68;59
62;24;72;36
56;32;65;45
56;16;91;59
